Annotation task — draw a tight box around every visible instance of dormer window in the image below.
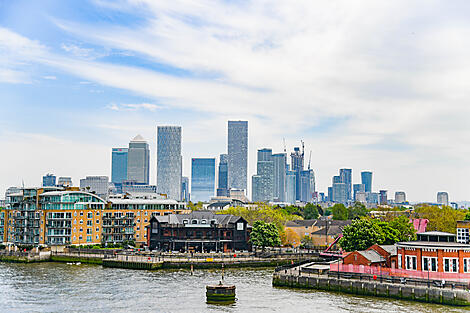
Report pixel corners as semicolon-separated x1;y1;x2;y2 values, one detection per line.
210;219;217;225
201;219;207;224
183;219;189;224
191;219;198;225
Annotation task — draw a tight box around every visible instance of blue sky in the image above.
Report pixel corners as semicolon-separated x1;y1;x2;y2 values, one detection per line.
1;0;470;202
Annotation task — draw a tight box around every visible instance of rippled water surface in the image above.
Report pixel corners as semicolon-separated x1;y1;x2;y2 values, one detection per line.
0;262;467;312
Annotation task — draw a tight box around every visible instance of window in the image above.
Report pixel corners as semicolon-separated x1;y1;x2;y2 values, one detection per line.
237;222;244;230
201;219;207;224
191;219;198;225
405;255;417;270
80;211;84;216
87;228;92;234
96;227;99;232
80;228;83;232
86;236;92;242
87;220;92;226
422;256;438;272
79;219;83;224
144;211;148;216
444;258;459;273
183;219;189;224
96;235;99;239
96;219;99;224
87;212;93;219
96;211;100;216
398;253;402;269
464;258;470;273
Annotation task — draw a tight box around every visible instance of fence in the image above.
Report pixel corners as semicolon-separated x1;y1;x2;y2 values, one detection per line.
330;263;470;286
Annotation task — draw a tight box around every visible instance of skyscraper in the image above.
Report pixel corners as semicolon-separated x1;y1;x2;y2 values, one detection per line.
42;173;56;187
353;184;365;201
437;192;449;206
191;158;215;202
332;183;347;204
127;135;150;184
80;176;109;199
181;176;190;202
339;168;352;200
217;154;228;197
361;171;373;193
111;148;128;184
290;146;304;200
57;177;72;187
300;169;314;203
227;121;248;192
272;153;286;202
157;126;182;200
252;148;274;202
395;191;406;204
286;170;296;204
379;190;388;205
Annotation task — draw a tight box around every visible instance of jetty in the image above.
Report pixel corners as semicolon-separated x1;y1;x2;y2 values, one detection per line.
273;262;470;306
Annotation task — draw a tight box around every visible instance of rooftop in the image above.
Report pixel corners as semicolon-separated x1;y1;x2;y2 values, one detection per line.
358;250;385;263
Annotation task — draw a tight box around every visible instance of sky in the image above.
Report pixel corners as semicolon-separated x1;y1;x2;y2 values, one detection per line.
0;0;469;202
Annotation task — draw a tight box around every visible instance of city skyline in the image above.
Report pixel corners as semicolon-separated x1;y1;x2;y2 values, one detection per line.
1;1;469;202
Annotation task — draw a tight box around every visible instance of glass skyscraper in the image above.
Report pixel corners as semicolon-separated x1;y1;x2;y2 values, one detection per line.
285;170;296;204
339;168;352;200
361;171;373;193
111;148;128;184
290;146;304;200
191;158;215;202
42;174;56;187
227;121;248;192
181;176;190;202
127;135;150;185
157;126;182;200
217;154;228;196
252;148;274;202
272;153;286;202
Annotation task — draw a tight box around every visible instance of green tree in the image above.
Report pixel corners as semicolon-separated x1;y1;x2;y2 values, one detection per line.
331;203;348;220
250;221;281;250
348;202;368;219
339;218;385;252
464;211;470;221
415;204;465;233
303;203;320;219
388;215;416;241
375;221;400;245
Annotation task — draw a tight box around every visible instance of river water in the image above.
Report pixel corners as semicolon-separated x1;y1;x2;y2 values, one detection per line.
0;263;466;313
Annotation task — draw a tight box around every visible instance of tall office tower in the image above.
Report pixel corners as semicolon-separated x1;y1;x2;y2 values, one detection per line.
300;169;314;203
437;192;449;206
80;176;109;199
327;186;333;202
272;153;287;202
191;158;215;202
217;154;228;197
286;170;296;204
57;177;72;187
227;121;248;193
353;184;365;201
395;191;406;204
333;175;341;184
356;191;367;203
111;148;128;184
127;135;150;185
157;126;182;200
361;171;373;193
42;173;56;187
332;183;348;204
339;168;352;200
252;148;274;202
379;190;388;205
290;146;304;200
181;176;190;202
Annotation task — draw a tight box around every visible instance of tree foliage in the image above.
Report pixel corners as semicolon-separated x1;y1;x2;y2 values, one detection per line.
348;202;368;219
415;204;465;233
332;203;348;220
250;221;281;249
284;228;301;247
339;216;417;252
303;203;320;219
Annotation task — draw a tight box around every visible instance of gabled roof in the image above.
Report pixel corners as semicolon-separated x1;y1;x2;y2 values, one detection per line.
311;225;344;236
358;250;385;263
286;220;318;227
377;245;397;256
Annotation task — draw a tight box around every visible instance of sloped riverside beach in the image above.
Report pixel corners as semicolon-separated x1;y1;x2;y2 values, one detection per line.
0;262;467;312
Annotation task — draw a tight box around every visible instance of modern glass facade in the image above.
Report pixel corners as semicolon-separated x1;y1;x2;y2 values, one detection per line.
191;158;215;202
157;126;182;200
290;147;304;200
272;153;286;202
300;169;314;203
127;135;150;184
361;171;373;193
286;170;296;204
252;149;274;202
181;176;190;202
79;176;109;199
332;183;347;204
227;121;248;192
111;148;128;184
353;183;365;201
217;154;228;196
42;174;56;187
339;168;352;200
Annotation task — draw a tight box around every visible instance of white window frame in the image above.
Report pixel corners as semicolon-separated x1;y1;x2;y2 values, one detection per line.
405;255;417;270
397;253;402;269
422;256;438;272
443;257;459;273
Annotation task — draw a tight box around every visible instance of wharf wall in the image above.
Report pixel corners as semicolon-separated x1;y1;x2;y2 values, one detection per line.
272;274;470;306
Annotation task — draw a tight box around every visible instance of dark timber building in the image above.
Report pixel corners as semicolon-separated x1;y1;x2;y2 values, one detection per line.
147;212;251;252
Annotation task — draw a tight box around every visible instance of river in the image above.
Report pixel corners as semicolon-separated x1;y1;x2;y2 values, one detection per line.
0;262;466;312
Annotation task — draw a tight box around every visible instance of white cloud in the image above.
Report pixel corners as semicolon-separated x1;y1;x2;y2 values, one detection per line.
42;75;56;80
107;102;161;111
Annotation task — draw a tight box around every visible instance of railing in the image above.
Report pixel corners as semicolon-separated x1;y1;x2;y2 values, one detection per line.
329;263;470;288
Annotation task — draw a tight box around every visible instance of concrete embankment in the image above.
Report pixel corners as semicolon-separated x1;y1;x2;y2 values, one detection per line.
273;273;470;306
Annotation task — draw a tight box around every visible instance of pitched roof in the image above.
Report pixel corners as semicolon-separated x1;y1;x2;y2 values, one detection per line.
378;245;397;256
358;250;385;263
286;220;318;227
311;225;344;236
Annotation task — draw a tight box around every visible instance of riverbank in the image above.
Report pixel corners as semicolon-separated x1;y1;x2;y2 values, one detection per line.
273;266;470;307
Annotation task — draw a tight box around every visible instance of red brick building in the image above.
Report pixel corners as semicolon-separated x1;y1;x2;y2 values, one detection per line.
396;231;470;274
343;244;396;267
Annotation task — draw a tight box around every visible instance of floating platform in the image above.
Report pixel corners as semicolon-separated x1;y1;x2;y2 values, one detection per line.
206;282;236;304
